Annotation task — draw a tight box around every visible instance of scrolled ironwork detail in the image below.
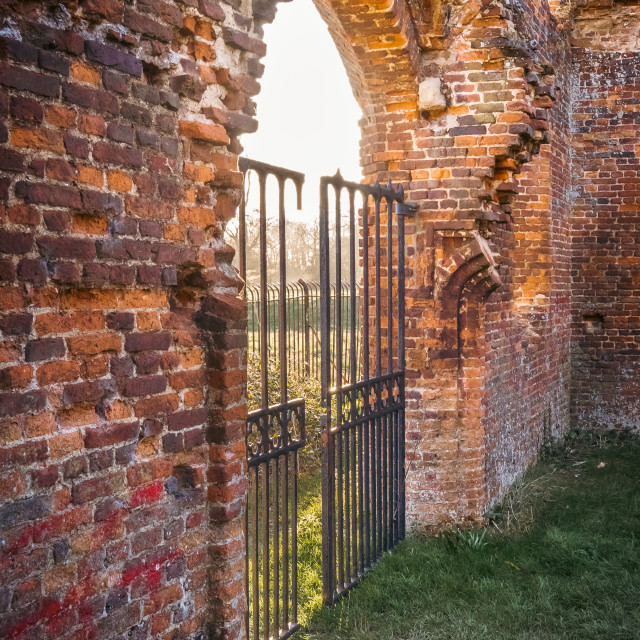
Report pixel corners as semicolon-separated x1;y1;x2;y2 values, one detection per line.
246;399;305;467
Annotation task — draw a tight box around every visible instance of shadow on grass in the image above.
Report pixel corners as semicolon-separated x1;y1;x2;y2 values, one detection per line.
298;430;640;640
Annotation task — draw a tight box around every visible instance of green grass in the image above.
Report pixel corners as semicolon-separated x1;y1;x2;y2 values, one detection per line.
298;430;640;640
297;469;323;625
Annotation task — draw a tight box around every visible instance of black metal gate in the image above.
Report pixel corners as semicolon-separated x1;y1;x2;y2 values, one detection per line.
241;158;306;640
240;158;411;638
318;173;411;604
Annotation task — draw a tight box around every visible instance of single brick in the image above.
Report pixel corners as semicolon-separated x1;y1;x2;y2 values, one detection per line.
39;50;70;75
17;259;48;284
103;70;129;94
168;408;208;432
44;210;71;232
199;0;225;20
178;119;230;145
124;375;167;397
37;236;97;260
106;312;135;331
133;353;160;376
142;419;162;437
62;82;119;114
36;360;81;386
67;333;121;356
0;63;61;97
81;190;123;215
138;220;163;238
125;332;172;352
0;230;33;254
53;539;71;564
111;356;134;377
0;364;32;389
89;449;113;472
63;379;113;406
84;40;143;75
63;133;90;158
107;122;135;145
10;96;44;122
93;141;143;167
31;464;58;488
162;432;184;453
84;421;140;449
51;262;82;284
15;181;82;208
0;495;51;528
137;265;162;285
72;476;113;504
0;439;48;464
46;158;76;182
25;338;66;362
8;204;39;226
0;259;15;281
123;9;172;43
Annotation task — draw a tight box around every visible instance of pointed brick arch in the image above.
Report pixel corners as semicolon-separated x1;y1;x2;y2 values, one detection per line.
312;0;422;118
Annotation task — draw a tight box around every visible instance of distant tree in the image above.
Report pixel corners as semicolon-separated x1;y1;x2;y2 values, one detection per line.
226;209;358;286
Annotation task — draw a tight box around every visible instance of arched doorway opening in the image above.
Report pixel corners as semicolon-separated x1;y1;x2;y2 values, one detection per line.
230;2;412;636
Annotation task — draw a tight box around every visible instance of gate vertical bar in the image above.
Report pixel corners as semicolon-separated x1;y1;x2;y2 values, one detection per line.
373;191;381;559
257;170;270;640
239;174;247;285
386;191;393;550
362;193;371;570
320;178;335;604
334;182;344;592
397;193;412;540
348;188;358;581
302;281;310;378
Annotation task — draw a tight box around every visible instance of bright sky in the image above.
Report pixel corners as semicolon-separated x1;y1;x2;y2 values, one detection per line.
240;0;362;222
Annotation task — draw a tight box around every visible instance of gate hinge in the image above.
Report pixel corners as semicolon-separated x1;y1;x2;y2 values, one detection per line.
397;202;418;217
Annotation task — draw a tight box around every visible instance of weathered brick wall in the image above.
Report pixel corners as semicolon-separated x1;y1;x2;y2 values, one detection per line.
570;1;640;432
0;1;254;638
402;0;568;525
482;1;573;506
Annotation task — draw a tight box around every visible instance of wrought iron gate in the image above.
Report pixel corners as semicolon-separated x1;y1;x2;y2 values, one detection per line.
241;158;306;640
241;158;411;638
319;173;411;604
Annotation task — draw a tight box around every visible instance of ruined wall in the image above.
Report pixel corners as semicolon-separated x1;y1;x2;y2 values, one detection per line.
403;0;570;524
481;0;573;506
570;0;640;431
0;1;254;638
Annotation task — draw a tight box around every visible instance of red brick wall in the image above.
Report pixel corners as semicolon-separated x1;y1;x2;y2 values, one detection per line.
570;2;640;432
482;7;573;506
403;0;567;525
0;1;252;638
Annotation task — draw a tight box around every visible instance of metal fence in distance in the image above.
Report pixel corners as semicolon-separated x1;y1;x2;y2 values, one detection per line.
245;280;362;393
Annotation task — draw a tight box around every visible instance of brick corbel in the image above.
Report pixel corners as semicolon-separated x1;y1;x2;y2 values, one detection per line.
433;224;502;309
